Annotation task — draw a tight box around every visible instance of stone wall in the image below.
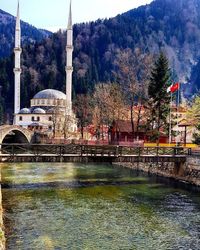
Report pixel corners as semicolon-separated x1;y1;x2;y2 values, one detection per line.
114;156;200;187
184;156;200;186
0;170;5;250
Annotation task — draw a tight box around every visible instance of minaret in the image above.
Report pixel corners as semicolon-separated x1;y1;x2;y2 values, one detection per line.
14;1;22;123
65;0;73;113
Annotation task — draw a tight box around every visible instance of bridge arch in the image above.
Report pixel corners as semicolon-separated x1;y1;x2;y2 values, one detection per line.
0;125;32;144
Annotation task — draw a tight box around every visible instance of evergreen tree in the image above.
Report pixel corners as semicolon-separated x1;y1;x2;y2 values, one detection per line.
148;52;171;143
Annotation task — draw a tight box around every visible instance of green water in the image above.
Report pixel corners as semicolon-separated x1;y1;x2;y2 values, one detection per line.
1;163;200;250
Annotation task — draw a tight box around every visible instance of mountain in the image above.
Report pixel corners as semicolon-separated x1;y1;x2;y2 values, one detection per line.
0;9;52;58
1;0;200;122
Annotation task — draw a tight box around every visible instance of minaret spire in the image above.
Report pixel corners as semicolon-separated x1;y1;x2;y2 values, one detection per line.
65;0;73;113
13;0;22;123
68;0;72;29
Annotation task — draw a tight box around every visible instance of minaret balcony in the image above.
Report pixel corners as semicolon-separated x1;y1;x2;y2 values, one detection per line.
65;66;73;71
13;68;22;73
66;45;74;50
14;48;22;52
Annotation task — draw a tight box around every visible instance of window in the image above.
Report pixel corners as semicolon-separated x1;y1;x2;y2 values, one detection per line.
37;117;40;121
49;126;52;130
32;117;34;121
49;116;52;121
19;116;22;121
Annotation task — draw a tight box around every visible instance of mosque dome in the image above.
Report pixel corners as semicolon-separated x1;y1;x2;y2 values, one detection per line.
46;108;54;114
32;108;46;114
33;89;66;100
19;108;31;114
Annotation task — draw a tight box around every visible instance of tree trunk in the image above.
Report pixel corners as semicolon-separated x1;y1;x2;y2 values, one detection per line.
130;102;134;141
157;105;161;146
81;122;84;139
136;104;142;134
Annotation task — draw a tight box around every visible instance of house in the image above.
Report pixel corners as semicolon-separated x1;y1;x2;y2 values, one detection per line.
108;120;145;145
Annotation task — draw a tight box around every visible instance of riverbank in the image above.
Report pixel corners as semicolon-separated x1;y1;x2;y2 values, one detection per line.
0;171;5;250
114;156;200;187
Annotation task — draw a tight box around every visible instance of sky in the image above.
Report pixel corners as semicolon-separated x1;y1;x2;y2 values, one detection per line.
0;0;153;32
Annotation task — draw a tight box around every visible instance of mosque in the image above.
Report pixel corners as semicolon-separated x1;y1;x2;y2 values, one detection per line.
13;1;77;138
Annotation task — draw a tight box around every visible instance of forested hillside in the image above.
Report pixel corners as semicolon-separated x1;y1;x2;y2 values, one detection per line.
1;0;200;123
0;9;51;58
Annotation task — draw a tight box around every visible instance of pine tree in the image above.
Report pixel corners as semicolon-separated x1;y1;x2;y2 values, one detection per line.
148;52;171;143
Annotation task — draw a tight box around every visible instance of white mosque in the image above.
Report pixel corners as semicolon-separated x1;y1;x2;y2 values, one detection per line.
13;1;77;138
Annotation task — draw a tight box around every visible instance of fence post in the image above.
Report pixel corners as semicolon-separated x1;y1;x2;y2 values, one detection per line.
116;146;119;157
81;145;83;156
138;147;141;157
156;147;159;156
173;147;176;156
11;145;14;156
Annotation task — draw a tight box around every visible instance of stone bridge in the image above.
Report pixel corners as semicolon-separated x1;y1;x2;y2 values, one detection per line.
0;125;33;144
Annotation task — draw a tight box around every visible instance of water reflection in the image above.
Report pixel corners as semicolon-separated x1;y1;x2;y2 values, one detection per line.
1;163;200;249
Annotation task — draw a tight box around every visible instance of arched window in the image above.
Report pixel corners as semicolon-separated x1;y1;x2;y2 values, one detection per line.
37;117;40;121
19;116;23;121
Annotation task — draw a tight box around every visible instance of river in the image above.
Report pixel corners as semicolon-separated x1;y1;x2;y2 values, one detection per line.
1;162;200;250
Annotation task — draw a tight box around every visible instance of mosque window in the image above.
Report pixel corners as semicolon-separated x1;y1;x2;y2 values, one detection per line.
31;116;34;121
49;116;52;121
37;117;40;121
19;116;22;121
42;99;45;105
37;100;40;105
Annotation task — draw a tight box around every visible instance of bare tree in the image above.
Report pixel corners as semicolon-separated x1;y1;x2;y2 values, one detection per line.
74;94;93;139
51;100;61;138
62;110;76;140
92;83;126;139
113;48;153;138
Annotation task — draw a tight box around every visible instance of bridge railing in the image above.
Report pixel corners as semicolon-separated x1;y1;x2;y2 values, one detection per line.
0;144;192;157
121;146;192;156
